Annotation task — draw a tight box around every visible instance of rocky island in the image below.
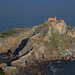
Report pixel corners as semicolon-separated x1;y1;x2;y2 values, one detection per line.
0;19;75;75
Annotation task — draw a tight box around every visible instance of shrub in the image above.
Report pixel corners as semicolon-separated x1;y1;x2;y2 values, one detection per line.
1;29;18;37
67;26;72;30
0;67;5;75
45;33;73;50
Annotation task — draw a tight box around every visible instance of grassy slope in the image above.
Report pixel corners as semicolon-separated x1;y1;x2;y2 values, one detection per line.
0;28;30;38
44;33;75;55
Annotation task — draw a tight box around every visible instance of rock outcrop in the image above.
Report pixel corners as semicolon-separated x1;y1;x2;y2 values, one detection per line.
0;28;34;53
50;21;67;35
67;27;75;37
0;21;75;67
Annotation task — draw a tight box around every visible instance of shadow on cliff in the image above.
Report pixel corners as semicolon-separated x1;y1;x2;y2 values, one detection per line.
20;47;33;57
13;38;28;55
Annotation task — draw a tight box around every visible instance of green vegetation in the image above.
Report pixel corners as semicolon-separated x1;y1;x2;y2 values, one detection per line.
0;67;12;75
67;26;72;30
71;37;75;43
53;33;73;49
4;68;18;75
45;33;73;51
10;68;18;73
0;28;30;38
44;33;75;55
0;67;5;75
0;29;18;38
10;68;18;75
5;71;11;75
49;24;51;27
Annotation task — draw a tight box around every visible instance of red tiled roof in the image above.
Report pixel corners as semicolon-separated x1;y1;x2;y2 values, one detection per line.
48;17;56;21
59;19;64;21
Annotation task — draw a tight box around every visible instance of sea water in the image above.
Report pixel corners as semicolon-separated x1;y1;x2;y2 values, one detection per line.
0;0;75;33
0;0;75;75
47;60;75;75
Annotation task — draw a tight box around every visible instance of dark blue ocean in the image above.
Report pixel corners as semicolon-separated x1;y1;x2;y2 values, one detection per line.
0;0;75;33
0;0;75;75
43;60;75;75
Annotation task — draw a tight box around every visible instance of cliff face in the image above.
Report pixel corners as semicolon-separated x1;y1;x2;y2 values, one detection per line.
50;21;67;35
67;27;75;37
0;21;75;66
0;28;34;53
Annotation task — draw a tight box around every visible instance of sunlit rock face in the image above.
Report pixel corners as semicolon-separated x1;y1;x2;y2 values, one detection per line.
67;27;75;37
50;21;67;35
0;21;75;67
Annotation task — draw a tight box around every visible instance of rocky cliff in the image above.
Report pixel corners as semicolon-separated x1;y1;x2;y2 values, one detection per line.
0;21;75;66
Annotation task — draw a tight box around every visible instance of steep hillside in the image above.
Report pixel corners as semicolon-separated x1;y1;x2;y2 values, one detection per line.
0;21;75;67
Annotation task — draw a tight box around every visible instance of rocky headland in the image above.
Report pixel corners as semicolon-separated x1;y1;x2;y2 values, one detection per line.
0;21;75;74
